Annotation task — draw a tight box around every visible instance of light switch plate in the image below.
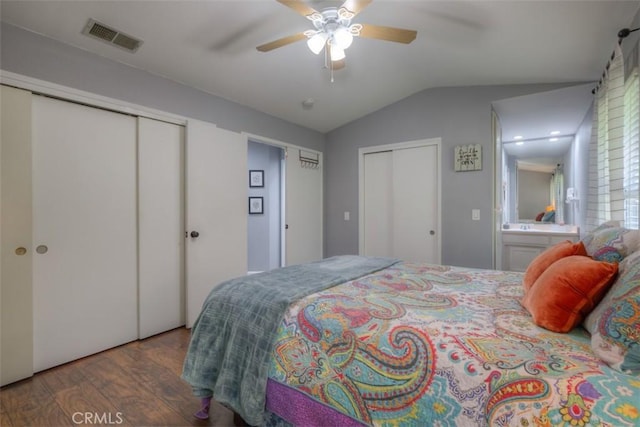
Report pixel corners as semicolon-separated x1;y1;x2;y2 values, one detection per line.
472;209;480;221
344;211;350;221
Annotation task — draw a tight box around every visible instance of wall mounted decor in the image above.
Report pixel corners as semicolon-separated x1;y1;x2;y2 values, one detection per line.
299;150;320;169
454;144;482;172
249;170;264;187
249;196;264;214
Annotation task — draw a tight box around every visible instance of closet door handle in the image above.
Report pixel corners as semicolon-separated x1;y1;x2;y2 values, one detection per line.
190;231;200;238
429;230;435;236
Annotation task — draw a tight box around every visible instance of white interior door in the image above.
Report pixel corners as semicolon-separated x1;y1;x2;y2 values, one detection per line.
1;85;34;386
285;148;323;265
138;117;185;339
185;120;247;328
362;151;393;257
32;95;138;372
392;145;439;263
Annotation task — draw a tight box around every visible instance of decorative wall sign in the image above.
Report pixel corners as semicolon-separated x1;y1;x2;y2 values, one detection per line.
249;170;264;187
454;144;482;172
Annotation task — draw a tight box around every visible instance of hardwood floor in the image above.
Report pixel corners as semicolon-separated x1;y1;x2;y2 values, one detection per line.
0;328;235;426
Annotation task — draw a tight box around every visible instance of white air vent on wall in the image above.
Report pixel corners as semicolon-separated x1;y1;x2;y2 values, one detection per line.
82;19;143;53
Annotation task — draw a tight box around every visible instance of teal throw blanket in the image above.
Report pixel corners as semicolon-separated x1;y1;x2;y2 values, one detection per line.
181;255;398;426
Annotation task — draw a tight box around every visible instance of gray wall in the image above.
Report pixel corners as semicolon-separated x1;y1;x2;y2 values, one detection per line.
248;141;283;272
324;83;578;269
1;21;612;268
507;155;518;224
0;22;324;152
563;112;591;229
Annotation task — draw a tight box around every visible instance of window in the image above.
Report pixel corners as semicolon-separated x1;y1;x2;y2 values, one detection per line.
624;69;640;229
587;45;625;230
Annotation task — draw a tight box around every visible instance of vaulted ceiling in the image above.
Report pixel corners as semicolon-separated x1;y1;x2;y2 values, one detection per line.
2;1;639;133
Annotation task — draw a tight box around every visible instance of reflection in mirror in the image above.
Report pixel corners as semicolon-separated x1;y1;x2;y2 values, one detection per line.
516;161;564;224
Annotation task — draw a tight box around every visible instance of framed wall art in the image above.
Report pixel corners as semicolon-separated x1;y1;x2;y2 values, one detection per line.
454;144;482;172
249;170;264;187
248;196;264;214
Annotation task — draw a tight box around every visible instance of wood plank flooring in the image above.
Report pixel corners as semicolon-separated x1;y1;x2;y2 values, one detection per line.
0;328;235;426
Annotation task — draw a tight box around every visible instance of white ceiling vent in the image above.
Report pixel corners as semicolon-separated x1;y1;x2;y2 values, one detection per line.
82;19;143;53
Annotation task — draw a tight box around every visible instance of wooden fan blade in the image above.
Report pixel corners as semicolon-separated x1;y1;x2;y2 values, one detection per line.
340;0;372;16
257;32;307;52
358;24;417;44
332;58;346;70
276;0;318;18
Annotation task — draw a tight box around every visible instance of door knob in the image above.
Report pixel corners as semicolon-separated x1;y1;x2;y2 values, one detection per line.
429;230;435;235
190;231;200;238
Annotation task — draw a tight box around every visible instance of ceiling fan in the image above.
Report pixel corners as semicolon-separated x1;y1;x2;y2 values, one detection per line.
256;0;417;71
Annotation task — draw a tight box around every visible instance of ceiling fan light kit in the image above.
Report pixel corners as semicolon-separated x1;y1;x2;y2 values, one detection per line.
303;7;358;61
257;0;417;80
306;32;328;54
329;43;345;61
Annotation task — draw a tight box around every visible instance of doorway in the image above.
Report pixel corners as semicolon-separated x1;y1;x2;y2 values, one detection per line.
492;84;594;268
248;140;284;273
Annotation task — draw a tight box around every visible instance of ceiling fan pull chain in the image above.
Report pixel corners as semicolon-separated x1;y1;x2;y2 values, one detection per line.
331;57;335;83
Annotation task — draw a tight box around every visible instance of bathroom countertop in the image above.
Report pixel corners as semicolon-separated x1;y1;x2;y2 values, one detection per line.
502;223;579;235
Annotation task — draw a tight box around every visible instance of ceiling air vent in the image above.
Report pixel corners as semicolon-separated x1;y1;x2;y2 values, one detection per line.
82;19;143;53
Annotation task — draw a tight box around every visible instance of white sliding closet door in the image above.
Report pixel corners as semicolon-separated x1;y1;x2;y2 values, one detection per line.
362;151;393;257
360;140;440;263
392;145;439;263
32;95;138;372
1;85;34;386
285;148;323;265
185;120;247;328
138;117;184;339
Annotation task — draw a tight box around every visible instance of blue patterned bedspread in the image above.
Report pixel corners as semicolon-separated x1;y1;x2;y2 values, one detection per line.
268;262;640;426
181;255;398;426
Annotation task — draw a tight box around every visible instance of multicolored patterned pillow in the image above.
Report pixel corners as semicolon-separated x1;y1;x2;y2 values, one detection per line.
584;250;640;375
581;221;640;262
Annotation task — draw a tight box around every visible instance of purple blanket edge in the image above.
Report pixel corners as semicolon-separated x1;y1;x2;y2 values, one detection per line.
266;379;368;427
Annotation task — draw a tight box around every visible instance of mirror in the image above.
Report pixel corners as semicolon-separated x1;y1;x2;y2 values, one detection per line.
493;84;593;226
517;161;557;221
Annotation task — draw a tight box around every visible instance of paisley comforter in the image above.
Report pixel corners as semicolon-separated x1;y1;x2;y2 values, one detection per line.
266;262;640;426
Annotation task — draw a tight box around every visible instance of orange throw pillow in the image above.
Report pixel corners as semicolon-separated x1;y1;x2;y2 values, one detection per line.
522;240;587;293
521;255;618;333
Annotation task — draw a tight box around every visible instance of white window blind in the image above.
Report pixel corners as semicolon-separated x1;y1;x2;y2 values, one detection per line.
587;103;602;231
587;45;624;230
607;49;625;224
595;80;612;224
624;69;640;229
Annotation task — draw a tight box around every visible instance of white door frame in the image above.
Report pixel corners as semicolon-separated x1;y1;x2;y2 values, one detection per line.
493;110;503;270
358;138;442;263
245;135;287;269
243;132;324;266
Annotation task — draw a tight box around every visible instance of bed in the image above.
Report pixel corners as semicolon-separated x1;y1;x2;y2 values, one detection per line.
182;224;640;427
